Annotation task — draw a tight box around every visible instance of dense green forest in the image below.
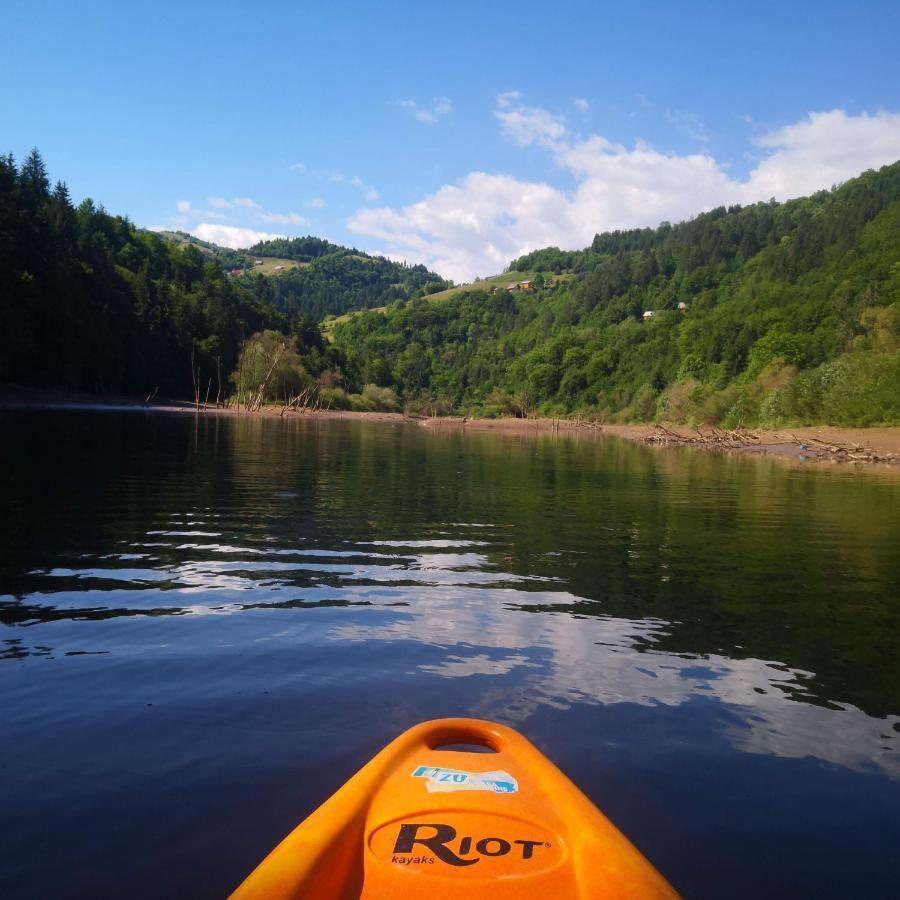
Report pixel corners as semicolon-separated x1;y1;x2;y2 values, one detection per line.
3;148;899;426
0;150;343;397
242;236;449;321
330;161;900;426
155;232;450;320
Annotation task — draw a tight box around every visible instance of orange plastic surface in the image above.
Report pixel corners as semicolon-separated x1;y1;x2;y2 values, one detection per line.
231;718;680;899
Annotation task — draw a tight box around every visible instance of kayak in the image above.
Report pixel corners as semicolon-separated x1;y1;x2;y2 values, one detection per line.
231;717;679;898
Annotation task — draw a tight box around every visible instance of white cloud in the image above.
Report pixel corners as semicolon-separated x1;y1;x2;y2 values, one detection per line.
349;102;900;282
397;96;452;125
191;224;285;248
331;173;345;183
256;211;309;225
496;102;566;147
350;172;576;281
306;197;326;209
366;188;381;202
203;195;260;210
573;97;590;112
496;90;522;109
288;162;306;172
748;109;900;197
175;195;307;231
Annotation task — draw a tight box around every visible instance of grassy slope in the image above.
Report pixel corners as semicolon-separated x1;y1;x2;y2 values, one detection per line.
320;271;573;339
423;271;574;302
152;230;224;257
424;270;538;302
243;257;309;276
152;232;311;278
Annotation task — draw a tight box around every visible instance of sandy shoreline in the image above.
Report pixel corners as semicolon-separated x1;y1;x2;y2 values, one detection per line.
2;385;898;466
418;417;900;464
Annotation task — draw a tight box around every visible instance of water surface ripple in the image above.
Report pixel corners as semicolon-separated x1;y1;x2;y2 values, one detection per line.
1;410;899;898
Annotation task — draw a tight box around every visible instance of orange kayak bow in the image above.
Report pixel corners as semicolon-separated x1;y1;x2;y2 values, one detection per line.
231;717;679;898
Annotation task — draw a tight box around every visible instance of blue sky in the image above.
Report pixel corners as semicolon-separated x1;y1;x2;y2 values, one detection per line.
4;0;900;280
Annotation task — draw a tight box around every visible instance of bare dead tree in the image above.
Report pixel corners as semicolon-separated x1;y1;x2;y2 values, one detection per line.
238;329;246;413
190;347;201;412
281;385;317;416
251;341;286;411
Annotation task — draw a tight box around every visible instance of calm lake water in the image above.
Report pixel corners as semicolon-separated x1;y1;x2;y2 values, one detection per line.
1;409;899;899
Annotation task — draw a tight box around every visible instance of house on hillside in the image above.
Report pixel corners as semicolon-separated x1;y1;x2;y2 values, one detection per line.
503;279;534;293
642;310;656;320
677;301;688;313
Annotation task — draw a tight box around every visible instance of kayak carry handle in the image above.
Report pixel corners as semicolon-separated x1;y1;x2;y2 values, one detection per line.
403;717;524;754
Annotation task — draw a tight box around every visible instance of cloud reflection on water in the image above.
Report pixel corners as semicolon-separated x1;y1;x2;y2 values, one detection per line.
6;537;899;780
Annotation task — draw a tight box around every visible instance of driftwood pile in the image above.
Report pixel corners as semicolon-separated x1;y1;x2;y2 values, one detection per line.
643;425;761;449
643;425;897;464
523;415;603;432
787;434;897;464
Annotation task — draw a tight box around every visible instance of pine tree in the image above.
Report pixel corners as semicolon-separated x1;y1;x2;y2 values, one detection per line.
19;148;50;211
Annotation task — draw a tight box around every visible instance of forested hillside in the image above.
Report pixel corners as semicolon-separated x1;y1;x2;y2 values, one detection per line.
0;150;341;397
3;148;899;427
243;236;448;321
152;230;253;270
331;162;900;426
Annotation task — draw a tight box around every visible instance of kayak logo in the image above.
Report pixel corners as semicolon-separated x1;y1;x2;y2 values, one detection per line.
370;812;561;876
392;822;548;867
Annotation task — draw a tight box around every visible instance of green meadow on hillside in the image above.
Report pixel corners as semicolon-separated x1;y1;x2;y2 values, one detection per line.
242;257;307;276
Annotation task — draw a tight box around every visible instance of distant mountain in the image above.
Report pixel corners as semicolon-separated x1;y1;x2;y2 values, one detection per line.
152;230;252;270
153;232;451;321
247;235;347;262
243;236;449;321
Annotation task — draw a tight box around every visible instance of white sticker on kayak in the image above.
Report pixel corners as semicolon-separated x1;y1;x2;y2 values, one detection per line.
411;765;518;794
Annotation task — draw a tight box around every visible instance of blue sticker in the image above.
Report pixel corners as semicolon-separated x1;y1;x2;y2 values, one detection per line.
411;765;518;794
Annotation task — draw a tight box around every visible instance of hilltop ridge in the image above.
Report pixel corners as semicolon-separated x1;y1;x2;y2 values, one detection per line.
151;231;450;320
329;160;900;427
